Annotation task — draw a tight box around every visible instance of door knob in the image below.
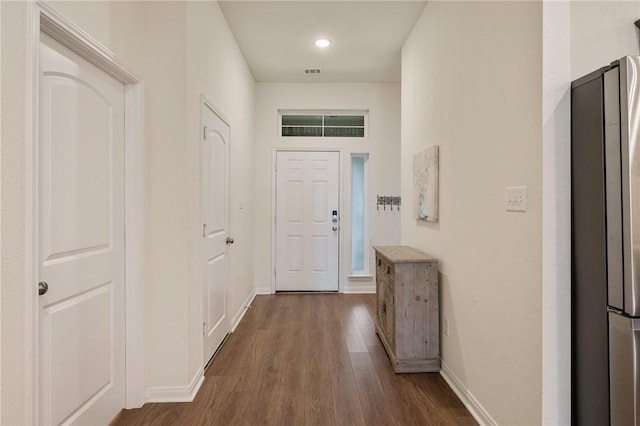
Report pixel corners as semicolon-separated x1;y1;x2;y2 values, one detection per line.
226;237;234;244
332;226;338;231
38;281;49;296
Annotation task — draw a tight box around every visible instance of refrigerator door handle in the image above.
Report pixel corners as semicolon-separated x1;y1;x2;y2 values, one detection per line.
604;66;625;311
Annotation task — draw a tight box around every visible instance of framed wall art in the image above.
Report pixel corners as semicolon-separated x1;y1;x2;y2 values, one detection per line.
413;145;439;222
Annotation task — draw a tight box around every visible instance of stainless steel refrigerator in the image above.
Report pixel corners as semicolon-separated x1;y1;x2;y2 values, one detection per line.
572;56;640;425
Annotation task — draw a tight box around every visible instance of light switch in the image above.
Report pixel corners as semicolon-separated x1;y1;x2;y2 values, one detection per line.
505;186;527;212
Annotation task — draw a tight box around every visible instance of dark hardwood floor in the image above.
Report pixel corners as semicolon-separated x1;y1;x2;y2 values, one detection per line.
115;294;477;425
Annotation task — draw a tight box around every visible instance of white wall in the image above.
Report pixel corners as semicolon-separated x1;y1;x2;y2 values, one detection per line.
185;0;256;380
143;1;192;390
571;1;640;80
1;2;31;422
1;2;149;422
542;2;640;424
0;1;255;422
253;83;401;293
401;2;542;424
541;2;571;424
0;3;3;419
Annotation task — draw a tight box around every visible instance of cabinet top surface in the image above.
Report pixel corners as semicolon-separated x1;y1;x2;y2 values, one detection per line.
373;246;438;264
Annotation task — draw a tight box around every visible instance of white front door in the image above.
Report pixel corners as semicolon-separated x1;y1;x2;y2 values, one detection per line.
201;101;231;364
275;151;340;291
38;34;126;425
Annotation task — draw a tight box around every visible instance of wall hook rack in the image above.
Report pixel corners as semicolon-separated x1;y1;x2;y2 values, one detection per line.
377;195;401;211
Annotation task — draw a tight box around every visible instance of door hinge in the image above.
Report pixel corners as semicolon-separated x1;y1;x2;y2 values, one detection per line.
203;322;207;336
203;223;207;238
203;126;208;140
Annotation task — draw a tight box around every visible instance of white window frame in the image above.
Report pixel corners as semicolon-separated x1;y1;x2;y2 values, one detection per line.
350;153;370;276
278;109;369;139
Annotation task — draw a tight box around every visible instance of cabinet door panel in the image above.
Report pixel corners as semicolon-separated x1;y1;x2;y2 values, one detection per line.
382;280;395;351
376;275;385;327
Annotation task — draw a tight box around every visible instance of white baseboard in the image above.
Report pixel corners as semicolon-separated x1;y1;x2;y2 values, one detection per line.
439;361;496;426
230;289;257;332
145;366;204;403
255;285;375;294
254;284;375;294
342;285;376;294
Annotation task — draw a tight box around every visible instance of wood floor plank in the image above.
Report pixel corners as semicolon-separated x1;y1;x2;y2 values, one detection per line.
366;342;432;425
354;307;380;347
305;323;331;374
270;322;307;425
113;293;476;426
330;369;367;426
349;351;398;426
242;325;285;425
209;390;252;426
117;403;188;426
303;367;335;425
326;320;357;378
270;387;306;425
179;376;234;425
405;373;476;425
343;314;369;353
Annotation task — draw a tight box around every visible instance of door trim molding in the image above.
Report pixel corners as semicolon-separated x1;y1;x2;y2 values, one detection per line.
201;95;231;127
38;9;139;84
25;3;145;421
271;149;342;293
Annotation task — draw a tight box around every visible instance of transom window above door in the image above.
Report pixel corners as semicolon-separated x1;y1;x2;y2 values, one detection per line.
279;110;368;138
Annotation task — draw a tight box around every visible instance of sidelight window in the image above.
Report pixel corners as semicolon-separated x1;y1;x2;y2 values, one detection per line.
351;153;369;274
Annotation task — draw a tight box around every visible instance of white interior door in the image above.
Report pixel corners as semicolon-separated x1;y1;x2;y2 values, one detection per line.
37;33;126;425
275;151;340;291
201;101;231;364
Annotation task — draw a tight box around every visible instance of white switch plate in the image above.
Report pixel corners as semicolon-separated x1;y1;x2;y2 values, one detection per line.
505;186;527;212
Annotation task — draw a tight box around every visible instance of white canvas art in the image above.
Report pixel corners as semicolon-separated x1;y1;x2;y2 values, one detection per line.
413;146;439;222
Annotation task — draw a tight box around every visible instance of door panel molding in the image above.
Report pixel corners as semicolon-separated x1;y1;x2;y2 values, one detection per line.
26;3;145;423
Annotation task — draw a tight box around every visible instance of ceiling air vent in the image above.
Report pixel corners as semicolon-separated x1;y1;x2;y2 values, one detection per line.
304;68;321;75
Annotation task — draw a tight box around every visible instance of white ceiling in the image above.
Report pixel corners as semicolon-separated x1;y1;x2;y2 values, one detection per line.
218;1;428;83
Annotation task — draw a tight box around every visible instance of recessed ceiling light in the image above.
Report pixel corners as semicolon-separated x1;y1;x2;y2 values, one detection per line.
314;39;331;48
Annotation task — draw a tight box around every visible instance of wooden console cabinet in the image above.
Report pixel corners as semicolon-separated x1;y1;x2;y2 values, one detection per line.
373;246;440;373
